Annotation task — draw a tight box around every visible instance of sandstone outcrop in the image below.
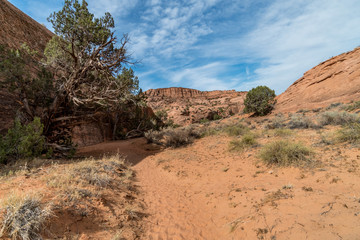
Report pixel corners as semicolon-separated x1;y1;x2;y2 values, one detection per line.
145;87;247;126
276;47;360;112
0;0;53;134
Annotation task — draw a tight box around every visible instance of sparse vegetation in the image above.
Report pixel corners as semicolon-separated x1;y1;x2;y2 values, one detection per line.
318;111;359;126
259;140;313;166
0;118;45;164
244;86;276;116
288;114;316;129
0;194;52;240
145;125;202;147
273;128;293;137
344;101;360;112
224;123;249;136
229;133;257;151
265;115;286;129
337;122;360;144
325;102;343;110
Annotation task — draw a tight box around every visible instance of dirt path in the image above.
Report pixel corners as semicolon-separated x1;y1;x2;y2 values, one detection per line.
133;155;224;240
78;136;360;240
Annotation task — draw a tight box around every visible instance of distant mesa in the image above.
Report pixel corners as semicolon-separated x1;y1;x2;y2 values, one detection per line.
145;87;244;99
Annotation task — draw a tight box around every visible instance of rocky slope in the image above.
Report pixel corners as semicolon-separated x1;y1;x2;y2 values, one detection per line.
0;0;53;134
145;87;247;126
276;47;360;112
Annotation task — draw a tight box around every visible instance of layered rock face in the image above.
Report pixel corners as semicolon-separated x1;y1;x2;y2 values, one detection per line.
276;47;360;112
145;87;247;126
0;0;53;134
0;0;52;52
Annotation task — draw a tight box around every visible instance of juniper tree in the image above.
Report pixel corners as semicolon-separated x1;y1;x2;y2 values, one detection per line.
244;86;276;116
45;0;137;110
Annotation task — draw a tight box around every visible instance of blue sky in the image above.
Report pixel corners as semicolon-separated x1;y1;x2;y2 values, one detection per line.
8;0;360;94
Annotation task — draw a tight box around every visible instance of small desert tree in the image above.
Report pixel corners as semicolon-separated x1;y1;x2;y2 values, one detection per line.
45;0;136;110
244;86;276;116
0;0;145;153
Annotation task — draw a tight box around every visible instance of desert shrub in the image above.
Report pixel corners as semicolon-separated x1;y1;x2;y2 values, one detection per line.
296;109;310;113
244;86;276;116
318;111;359;126
224;123;249;136
287;114;316;129
344;101;360;112
229;133;257;151
325;102;343;110
259;140;313;166
145;125;202;148
312;108;322;113
265;115;286;129
212;114;222;120
337;123;360;144
0;194;52;240
273;128;293;137
0;118;45;164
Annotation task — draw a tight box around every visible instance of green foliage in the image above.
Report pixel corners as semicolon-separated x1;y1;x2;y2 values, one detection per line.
259;140;313;167
244;86;276;116
0;118;45;164
212;114;222;120
116;67;140;96
45;0;134;109
155;110;168;121
0;45;54;110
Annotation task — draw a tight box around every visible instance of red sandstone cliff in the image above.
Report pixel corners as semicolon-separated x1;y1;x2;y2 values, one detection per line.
0;0;53;134
276;47;360;112
145;87;247;125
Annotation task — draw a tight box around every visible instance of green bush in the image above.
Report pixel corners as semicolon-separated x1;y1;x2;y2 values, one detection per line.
0;118;45;164
259;140;313;166
244;86;276;116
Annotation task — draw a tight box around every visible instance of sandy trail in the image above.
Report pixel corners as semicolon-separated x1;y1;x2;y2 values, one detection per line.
133;155;223;240
78;135;360;240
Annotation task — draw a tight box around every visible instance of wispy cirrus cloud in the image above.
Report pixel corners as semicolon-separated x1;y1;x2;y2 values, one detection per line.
8;0;360;93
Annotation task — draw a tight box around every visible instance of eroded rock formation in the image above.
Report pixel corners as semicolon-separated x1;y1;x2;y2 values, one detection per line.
145;87;247;126
276;47;360;112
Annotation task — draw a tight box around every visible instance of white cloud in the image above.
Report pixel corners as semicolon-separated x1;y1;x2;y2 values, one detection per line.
169;62;234;91
196;0;360;93
87;0;138;17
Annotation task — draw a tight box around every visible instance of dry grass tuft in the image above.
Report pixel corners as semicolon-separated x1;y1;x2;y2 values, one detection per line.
145;125;202;147
229;133;257;151
337;122;360;144
319;111;359;126
259;140;313;167
0;193;52;240
45;154;134;204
